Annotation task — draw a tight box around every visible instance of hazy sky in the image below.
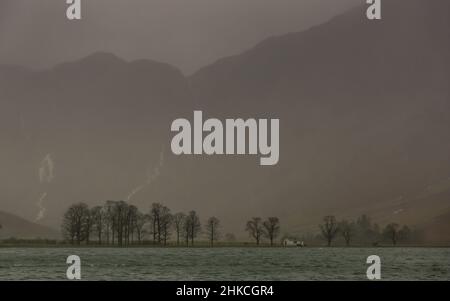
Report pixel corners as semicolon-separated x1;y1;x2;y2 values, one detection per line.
0;0;359;74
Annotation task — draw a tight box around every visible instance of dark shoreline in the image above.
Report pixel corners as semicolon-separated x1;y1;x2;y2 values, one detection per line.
1;243;449;248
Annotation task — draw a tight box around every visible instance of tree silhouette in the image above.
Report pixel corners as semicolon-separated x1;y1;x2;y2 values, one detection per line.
263;217;280;246
339;219;355;246
90;206;104;244
187;211;201;246
160;206;172;246
205;217;220;247
319;216;339;247
173;212;186;246
134;212;148;244
150;203;164;244
383;223;400;246
62;202;90;245
246;217;264;245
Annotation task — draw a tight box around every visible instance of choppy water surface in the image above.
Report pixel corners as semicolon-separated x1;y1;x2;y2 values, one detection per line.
0;247;448;280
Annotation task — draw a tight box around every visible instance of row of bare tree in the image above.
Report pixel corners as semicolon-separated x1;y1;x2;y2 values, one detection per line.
245;217;281;246
62;201;221;247
319;215;414;247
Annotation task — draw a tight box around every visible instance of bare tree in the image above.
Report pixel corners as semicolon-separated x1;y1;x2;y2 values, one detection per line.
355;214;381;244
62;202;90;245
246;217;264;245
187;210;201;246
84;211;94;245
263;217;280;246
183;216;191;247
76;203;90;244
125;205;138;245
338;219;355;246
160;206;172;246
62;200;153;247
320;216;339;247
150;203;163;244
383;223;400;246
205;217;221;247
106;200;120;245
62;207;77;244
91;206;104;244
104;200;116;245
115;201;129;246
173;212;186;246
134;212;148;244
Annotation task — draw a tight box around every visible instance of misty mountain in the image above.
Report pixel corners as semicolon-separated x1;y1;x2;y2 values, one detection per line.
0;0;449;239
0;0;360;74
190;0;450;232
0;53;195;227
0;211;59;239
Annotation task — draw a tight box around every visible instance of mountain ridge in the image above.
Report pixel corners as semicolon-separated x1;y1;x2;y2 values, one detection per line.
0;210;60;239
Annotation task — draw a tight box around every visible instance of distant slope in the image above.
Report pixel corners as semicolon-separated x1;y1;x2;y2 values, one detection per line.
0;52;195;227
189;0;450;233
0;211;60;239
419;211;450;242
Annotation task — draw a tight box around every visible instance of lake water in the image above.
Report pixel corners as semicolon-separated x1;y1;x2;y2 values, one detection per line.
0;247;448;281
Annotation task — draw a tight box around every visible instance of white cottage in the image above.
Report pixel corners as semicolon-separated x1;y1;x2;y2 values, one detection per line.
283;239;305;247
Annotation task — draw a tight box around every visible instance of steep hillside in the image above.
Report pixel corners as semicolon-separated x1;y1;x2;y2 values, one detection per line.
189;0;450;231
0;211;59;239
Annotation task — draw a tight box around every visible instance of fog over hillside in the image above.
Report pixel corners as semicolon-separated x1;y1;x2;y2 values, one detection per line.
0;211;59;239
